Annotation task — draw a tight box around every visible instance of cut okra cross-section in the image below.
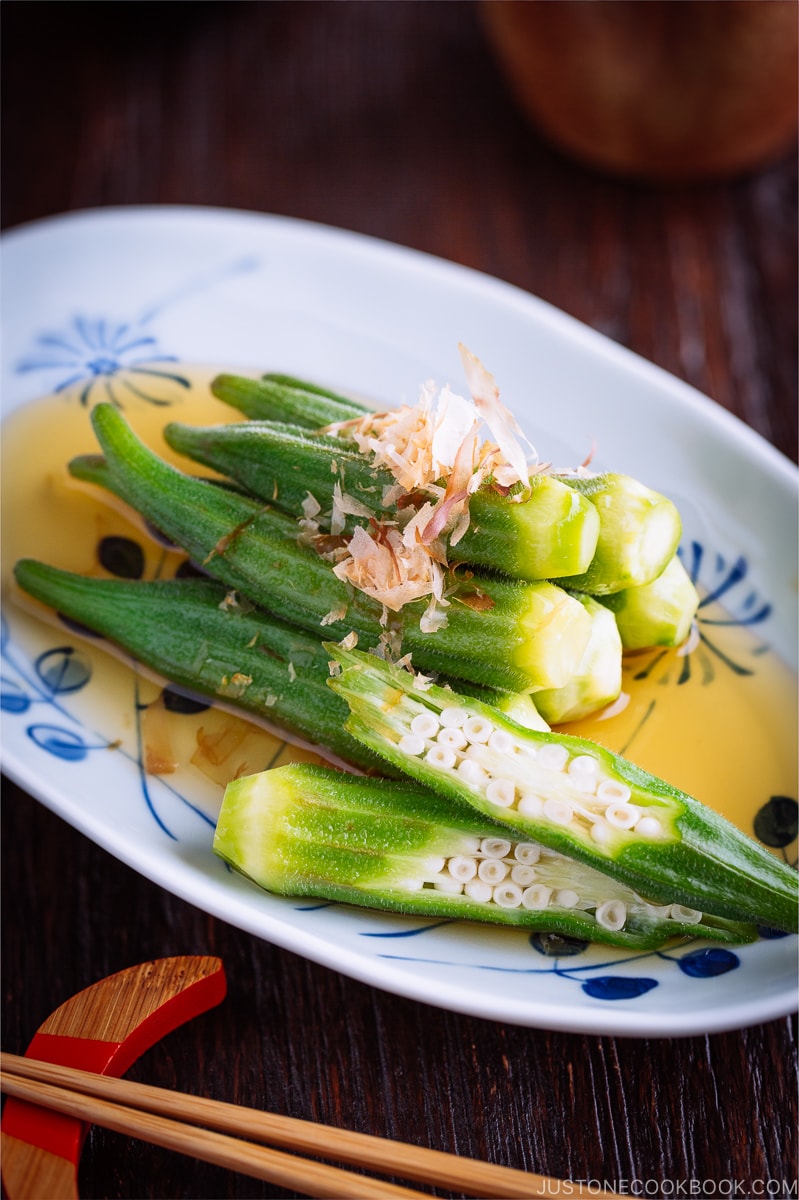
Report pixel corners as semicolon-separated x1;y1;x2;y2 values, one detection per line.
214;763;757;950
326;644;798;933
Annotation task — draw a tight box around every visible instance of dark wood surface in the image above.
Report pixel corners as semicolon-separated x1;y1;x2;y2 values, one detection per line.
2;3;797;1198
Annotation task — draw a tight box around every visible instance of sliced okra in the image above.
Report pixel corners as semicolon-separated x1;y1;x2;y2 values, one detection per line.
214;763;757;949
326;644;798;933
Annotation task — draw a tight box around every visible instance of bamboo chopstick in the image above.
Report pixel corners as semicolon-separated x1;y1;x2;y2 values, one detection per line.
1;1052;614;1199
1;1062;427;1200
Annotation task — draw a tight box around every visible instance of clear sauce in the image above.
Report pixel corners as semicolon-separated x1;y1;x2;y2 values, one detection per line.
2;367;796;851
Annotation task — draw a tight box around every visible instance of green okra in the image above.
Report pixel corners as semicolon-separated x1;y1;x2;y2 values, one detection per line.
533;593;623;725
326;644;799;932
13;559;550;771
164;417;601;582
214;763;758;949
210;373;685;601
552;473;683;595
599;555;700;650
69;405;595;694
12;561;381;771
211;373;364;428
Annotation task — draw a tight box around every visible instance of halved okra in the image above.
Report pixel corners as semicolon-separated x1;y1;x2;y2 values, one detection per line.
68;405;594;694
163;418;601;582
326;644;799;932
12;561;382;771
214;763;758;949
599;554;700;650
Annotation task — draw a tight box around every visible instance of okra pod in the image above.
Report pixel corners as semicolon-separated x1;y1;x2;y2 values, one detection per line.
70;405;595;694
209;374;683;600
211;373;363;427
326;644;799;932
164;417;600;582
553;473;683;595
599;555;700;650
12;560;382;771
13;560;550;770
214;763;757;949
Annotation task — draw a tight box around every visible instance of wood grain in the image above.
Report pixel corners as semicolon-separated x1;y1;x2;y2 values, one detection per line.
2;3;797;1198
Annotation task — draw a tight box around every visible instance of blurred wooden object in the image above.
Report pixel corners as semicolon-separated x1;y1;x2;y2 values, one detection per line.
480;0;799;181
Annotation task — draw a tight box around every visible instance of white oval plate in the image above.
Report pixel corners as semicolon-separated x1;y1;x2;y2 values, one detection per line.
2;207;796;1036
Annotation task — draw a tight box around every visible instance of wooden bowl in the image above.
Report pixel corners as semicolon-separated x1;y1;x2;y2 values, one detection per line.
479;0;799;182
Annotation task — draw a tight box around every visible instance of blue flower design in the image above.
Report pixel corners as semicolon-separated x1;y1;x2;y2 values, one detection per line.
16;315;190;408
14;255;258;409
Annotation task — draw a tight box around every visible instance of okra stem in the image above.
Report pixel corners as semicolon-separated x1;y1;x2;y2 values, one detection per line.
599;555;700;650
72;405;595;694
553;473;682;595
533;593;623;725
326;644;799;932
214;763;757;949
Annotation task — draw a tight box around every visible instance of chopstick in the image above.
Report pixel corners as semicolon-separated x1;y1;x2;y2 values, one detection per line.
1;1052;614;1199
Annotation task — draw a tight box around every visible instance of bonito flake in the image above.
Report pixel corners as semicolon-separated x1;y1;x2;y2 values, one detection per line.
322;347;538;625
332;524;446;613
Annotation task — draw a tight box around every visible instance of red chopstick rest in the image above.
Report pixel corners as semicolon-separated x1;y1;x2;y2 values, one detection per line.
1;956;227;1199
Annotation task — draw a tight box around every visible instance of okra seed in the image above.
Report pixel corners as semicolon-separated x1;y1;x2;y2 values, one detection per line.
465;880;493;903
605;803;641;830
398;734;425;756
464;716;493;744
570;774;598;795
437;726;467;750
555;889;580;908
596;900;627;931
513;842;541;864
635;816;663;838
517;794;544;818
488;729;514;753
447;855;478;881
478;858;509;884
439;706;468;728
411;712;440;739
568;755;597;776
522;884;553;910
480;837;513;858
457;759;488;787
536;744;569;771
590;822;613;845
433;875;464;895
597;779;632;804
670;904;702;924
510;864;537;885
485;779;516;808
543;798;573;826
493;883;524;909
425;745;456;769
425;856;446;874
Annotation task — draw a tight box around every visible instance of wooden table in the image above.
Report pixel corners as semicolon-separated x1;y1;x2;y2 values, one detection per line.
2;3;797;1198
